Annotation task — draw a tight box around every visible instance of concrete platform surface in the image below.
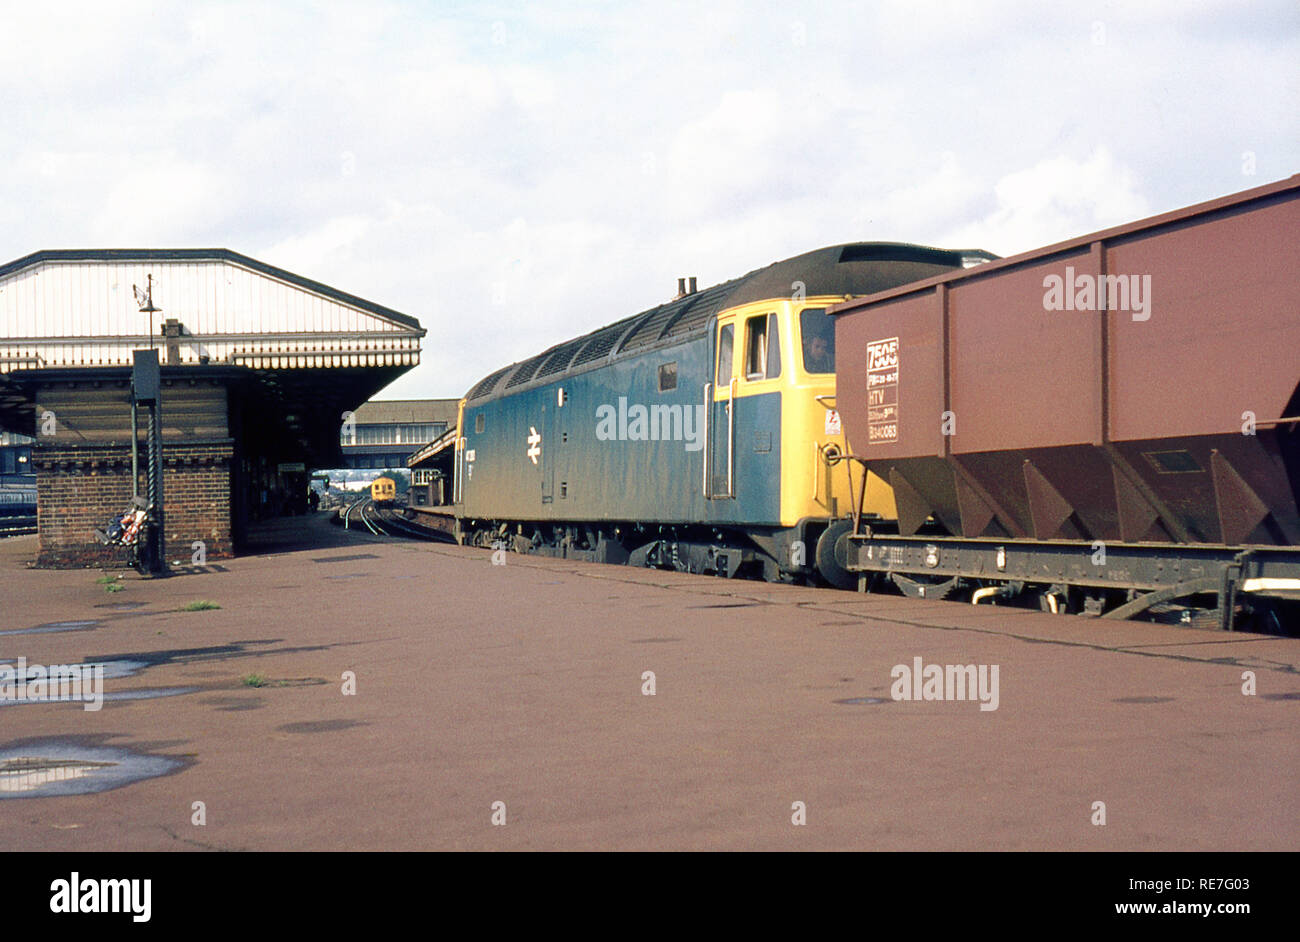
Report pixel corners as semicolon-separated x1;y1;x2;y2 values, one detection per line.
0;515;1296;851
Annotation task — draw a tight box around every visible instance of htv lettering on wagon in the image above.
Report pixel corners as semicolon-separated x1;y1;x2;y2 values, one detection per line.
866;336;899;444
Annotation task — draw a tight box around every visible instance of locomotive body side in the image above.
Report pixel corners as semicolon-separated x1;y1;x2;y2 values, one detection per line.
458;327;745;526
454;296;906;580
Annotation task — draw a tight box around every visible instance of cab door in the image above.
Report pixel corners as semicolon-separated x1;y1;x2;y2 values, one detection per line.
539;401;553;503
739;310;782;455
706;317;737;498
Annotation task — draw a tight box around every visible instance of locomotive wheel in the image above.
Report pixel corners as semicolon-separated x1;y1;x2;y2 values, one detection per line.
815;520;857;591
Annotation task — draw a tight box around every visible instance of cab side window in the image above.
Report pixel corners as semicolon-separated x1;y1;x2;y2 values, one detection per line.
800;308;835;374
744;313;781;380
716;323;734;386
765;313;781;379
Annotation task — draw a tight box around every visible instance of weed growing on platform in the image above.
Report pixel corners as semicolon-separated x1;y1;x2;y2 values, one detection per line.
97;575;124;593
181;600;220;612
242;674;265;687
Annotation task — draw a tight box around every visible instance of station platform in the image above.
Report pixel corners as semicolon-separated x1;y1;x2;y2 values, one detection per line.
1;517;1297;850
240;509;390;554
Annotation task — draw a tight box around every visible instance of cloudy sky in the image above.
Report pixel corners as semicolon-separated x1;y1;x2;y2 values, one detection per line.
2;0;1296;399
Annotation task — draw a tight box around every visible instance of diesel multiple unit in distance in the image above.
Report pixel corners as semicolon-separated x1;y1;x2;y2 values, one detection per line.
452;243;991;585
829;174;1300;629
371;475;397;506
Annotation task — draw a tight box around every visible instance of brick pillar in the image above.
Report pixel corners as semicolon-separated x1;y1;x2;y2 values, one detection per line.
33;441;234;568
34;445;134;568
162;442;234;563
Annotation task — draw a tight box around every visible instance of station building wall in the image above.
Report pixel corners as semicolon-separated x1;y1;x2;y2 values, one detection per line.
34;442;233;568
29;375;235;568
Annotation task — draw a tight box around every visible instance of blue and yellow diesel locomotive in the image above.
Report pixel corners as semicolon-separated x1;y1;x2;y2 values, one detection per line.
452;243;989;585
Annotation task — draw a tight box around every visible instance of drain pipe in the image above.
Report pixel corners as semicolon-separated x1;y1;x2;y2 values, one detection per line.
971;586;1002;606
130;395;139;498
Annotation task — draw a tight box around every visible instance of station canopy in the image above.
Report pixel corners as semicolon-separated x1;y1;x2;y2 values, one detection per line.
0;249;424;465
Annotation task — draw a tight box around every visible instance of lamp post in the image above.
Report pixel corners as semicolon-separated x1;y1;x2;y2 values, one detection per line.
130;276;166;575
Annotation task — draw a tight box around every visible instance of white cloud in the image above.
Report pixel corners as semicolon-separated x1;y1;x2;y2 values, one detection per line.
1;0;1296;402
261;215;376;275
941;148;1150;256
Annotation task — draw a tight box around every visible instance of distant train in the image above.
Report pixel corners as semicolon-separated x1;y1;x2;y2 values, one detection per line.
371;476;397;506
451;243;992;586
0;440;35;519
0;483;36;518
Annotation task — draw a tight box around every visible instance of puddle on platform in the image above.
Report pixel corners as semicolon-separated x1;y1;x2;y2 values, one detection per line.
94;660;150;679
0;657;147;679
199;695;265;711
101;687;201;703
2;643;337;709
834;697;891;705
0;741;186;798
0;620;101;637
0;659;192;708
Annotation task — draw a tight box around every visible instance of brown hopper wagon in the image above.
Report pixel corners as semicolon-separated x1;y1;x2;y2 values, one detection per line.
829;175;1300;629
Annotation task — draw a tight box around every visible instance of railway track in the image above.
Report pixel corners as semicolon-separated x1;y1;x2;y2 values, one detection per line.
340;497;376;534
340;498;454;542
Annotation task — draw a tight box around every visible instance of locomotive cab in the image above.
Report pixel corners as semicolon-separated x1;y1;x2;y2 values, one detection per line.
708;298;895;584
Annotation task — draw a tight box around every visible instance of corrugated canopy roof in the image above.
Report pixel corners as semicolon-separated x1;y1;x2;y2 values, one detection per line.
0;248;425;375
407;425;459;468
0;249;428;451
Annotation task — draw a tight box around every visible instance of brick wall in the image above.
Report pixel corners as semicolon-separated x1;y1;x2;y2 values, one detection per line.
34;441;234;568
160;443;234;563
35;446;134;568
